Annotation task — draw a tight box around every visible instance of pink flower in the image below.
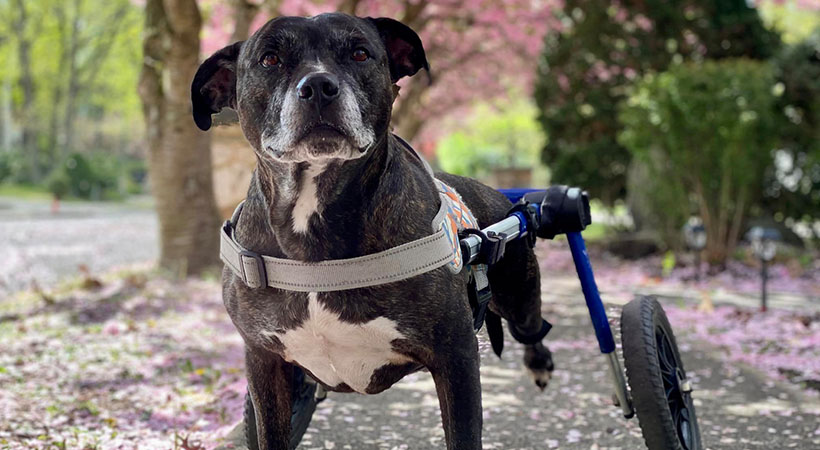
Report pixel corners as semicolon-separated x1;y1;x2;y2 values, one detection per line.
103;321;123;336
633;14;653;32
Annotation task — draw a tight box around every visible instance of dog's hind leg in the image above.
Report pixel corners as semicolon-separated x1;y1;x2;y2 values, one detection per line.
487;239;555;391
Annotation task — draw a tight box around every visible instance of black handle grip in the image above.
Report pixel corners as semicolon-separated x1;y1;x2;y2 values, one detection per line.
523;185;591;239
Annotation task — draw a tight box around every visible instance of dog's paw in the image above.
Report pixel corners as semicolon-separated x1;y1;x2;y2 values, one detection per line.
528;367;552;391
524;342;554;391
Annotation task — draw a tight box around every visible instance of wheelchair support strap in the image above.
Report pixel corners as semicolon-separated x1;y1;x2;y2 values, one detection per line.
508;319;553;345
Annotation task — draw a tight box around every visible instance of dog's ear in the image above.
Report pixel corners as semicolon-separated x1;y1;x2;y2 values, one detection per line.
367;17;429;83
191;41;244;131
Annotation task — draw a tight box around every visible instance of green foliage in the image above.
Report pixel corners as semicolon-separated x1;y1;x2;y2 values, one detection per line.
436;100;547;182
625;158;690;249
64;154;109;199
763;30;820;231
661;251;676;277
0;149;37;184
618;59;778;264
45;166;70;199
0;152;13;183
534;0;780;206
0;0;144;183
759;0;820;44
0;182;51;200
45;152;145;200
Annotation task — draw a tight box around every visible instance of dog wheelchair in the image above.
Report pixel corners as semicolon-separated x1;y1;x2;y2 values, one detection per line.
244;185;701;450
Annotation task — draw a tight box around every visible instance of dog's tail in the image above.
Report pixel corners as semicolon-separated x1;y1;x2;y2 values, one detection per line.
485;311;504;358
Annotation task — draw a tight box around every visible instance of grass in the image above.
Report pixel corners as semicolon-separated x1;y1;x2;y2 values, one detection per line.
579;222;608;241
0;182;153;208
0;183;52;201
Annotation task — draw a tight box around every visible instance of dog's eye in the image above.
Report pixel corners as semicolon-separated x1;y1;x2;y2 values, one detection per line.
351;48;369;62
260;53;280;67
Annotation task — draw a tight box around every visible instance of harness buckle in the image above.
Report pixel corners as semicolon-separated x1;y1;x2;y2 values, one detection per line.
239;249;268;289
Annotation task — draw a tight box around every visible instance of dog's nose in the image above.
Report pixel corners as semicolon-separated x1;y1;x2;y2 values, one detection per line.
296;72;340;108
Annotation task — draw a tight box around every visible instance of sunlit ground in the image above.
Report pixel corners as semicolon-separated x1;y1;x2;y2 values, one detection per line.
0;241;817;449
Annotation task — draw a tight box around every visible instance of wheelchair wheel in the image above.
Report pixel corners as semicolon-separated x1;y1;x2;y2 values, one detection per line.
245;367;319;450
621;296;702;450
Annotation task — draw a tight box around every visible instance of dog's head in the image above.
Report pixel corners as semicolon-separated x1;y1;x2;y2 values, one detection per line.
191;13;428;163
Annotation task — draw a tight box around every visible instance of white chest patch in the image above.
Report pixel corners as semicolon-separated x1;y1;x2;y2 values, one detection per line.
291;163;324;233
266;293;409;393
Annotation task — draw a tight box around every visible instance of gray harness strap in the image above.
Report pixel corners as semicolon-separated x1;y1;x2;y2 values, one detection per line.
220;206;455;291
220;136;479;292
220;187;460;291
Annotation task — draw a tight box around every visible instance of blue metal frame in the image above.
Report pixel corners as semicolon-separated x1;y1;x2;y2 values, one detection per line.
498;190;617;355
566;232;617;354
483;190;634;417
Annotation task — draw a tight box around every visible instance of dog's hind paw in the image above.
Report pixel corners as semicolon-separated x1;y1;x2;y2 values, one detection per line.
528;368;552;391
524;342;554;391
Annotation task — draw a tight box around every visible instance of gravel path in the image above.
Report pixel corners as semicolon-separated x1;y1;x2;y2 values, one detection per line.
219;273;820;450
0;197;157;296
1;201;817;449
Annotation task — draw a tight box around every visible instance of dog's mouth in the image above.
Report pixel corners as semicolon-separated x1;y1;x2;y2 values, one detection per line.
265;122;366;163
299;123;347;142
298;123;359;159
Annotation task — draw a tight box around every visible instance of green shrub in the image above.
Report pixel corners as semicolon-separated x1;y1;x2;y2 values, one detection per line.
123;158;148;195
534;0;780;206
46;152;145;200
63;154;102;199
0;149;35;184
45;167;71;200
625;157;689;250
618;59;778;265
764;30;820;230
0;152;12;183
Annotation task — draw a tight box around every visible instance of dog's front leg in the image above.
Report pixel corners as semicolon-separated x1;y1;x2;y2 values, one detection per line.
246;348;294;450
429;322;483;450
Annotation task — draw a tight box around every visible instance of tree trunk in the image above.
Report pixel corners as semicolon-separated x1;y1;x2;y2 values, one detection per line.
62;1;129;156
62;0;82;157
12;0;38;180
393;111;426;143
49;1;69;158
230;0;259;42
726;188;747;262
0;80;7;149
138;0;221;276
337;0;362;15
391;78;428;142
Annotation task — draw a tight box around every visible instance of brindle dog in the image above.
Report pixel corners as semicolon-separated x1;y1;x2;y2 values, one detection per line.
191;13;554;450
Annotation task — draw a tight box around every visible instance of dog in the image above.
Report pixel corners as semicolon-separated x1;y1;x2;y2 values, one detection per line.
191;13;554;450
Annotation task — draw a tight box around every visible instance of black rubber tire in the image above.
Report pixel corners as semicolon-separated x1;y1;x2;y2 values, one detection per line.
245;367;318;450
621;296;702;450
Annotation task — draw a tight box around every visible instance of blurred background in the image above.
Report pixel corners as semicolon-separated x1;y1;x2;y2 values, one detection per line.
0;0;817;290
0;0;819;448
